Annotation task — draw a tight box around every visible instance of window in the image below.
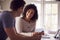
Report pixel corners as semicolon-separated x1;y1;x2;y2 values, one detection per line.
44;4;58;32
45;0;55;1
30;0;58;33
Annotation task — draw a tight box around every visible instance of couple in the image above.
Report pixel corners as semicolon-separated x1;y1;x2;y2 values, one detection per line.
0;0;44;40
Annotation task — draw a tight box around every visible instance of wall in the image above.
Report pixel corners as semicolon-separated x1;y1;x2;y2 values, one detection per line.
0;0;33;10
1;0;12;11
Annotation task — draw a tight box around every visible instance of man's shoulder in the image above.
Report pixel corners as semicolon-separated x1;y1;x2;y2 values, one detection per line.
2;11;11;15
1;11;12;18
0;11;13;22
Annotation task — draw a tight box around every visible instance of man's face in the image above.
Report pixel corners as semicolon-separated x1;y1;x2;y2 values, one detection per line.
16;7;24;16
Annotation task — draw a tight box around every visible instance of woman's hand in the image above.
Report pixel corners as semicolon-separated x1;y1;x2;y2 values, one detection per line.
33;31;44;36
32;31;44;40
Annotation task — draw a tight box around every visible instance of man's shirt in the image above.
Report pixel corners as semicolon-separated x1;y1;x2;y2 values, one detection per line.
0;11;15;40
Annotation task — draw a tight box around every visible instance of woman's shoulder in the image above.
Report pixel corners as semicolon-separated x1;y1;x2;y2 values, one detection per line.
20;17;25;22
20;17;24;20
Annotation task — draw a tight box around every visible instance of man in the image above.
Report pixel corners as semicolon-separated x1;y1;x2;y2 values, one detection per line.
0;0;42;40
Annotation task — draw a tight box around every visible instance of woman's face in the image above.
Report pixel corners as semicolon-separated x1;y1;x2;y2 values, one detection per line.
26;9;35;19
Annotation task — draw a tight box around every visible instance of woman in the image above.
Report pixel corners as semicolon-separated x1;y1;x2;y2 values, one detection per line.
18;4;44;40
19;4;38;33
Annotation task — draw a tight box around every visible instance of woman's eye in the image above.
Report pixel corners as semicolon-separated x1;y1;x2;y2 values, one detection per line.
28;11;30;13
29;10;30;12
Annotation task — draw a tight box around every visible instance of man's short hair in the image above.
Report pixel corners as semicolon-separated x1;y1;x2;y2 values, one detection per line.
10;0;26;11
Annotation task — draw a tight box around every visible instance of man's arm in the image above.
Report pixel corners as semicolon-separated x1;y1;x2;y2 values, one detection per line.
4;27;30;40
4;27;41;40
4;27;19;40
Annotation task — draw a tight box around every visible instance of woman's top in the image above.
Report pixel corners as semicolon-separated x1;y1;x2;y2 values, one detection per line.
19;18;36;33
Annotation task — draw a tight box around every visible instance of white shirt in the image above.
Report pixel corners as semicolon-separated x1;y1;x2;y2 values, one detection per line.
19;18;36;33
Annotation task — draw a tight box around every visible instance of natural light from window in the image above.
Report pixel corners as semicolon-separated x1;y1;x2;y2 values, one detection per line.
31;0;58;33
